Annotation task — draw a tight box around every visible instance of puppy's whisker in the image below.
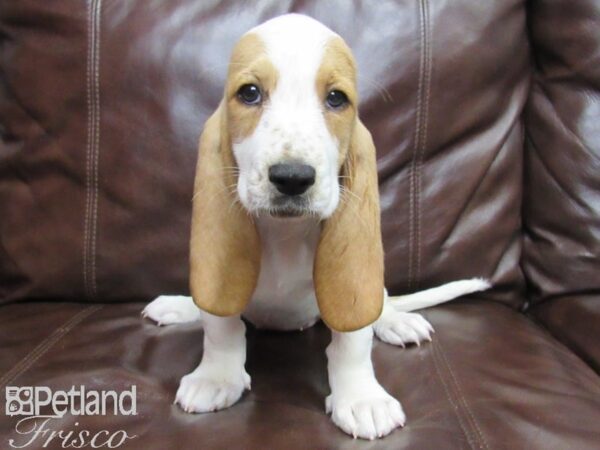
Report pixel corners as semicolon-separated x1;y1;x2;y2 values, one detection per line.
339;185;360;206
227;185;240;197
220;169;240;176
342;184;359;198
228;200;240;214
196;182;240;206
226;193;246;215
338;186;368;229
359;75;394;103
338;193;348;207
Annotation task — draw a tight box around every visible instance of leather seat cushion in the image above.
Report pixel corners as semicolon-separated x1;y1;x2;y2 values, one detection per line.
2;298;599;449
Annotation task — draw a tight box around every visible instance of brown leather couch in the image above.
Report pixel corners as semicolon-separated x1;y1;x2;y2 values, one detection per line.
1;1;599;448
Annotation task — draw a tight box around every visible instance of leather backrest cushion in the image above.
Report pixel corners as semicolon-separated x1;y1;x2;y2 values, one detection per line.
524;0;600;304
0;1;528;305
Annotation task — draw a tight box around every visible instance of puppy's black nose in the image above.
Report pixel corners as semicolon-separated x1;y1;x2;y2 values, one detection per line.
268;163;316;196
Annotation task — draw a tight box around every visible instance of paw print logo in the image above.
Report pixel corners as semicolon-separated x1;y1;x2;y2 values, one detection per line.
5;387;34;416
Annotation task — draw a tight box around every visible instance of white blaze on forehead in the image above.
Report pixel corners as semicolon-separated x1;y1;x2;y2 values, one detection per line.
248;14;338;104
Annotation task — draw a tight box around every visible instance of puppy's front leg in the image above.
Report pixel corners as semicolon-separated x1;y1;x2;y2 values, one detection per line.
326;326;405;440
176;312;251;413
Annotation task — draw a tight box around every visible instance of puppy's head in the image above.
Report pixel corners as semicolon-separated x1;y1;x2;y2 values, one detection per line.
225;14;357;219
191;14;383;332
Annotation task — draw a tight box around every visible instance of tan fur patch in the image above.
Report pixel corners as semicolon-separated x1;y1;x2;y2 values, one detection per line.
314;119;384;331
189;104;261;316
225;33;279;142
189;33;278;317
316;36;358;168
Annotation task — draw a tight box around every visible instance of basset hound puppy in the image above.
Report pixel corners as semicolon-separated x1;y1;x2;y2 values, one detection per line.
143;14;490;440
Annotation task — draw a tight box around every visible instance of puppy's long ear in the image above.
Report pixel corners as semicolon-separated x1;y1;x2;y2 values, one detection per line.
189;104;261;316
314;119;384;332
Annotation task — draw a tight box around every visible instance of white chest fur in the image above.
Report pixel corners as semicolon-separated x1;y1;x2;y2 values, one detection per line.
242;216;322;331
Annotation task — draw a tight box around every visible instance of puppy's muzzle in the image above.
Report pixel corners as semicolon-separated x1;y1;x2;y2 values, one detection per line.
268;163;316;196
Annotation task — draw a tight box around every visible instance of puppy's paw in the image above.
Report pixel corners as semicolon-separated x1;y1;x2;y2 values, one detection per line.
326;383;405;440
373;310;433;347
142;295;201;326
176;366;251;413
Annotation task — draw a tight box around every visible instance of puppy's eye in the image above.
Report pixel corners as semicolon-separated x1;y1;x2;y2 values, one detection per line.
237;84;262;105
326;90;349;109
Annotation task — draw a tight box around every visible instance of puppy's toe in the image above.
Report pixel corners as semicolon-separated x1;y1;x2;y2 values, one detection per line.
142;295;201;326
176;368;250;413
373;311;434;347
327;388;405;440
328;398;357;437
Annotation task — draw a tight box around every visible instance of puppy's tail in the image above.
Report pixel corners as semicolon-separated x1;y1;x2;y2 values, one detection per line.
387;278;491;312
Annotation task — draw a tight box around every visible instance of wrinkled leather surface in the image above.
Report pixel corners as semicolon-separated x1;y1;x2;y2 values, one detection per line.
523;0;600;303
1;0;527;305
522;0;600;383
1;300;600;449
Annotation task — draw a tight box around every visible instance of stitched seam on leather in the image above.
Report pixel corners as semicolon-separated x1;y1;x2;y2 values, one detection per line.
0;305;103;389
416;0;432;288
84;0;101;299
91;0;102;298
431;340;478;450
436;340;490;450
408;1;425;290
408;0;431;291
83;0;93;299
